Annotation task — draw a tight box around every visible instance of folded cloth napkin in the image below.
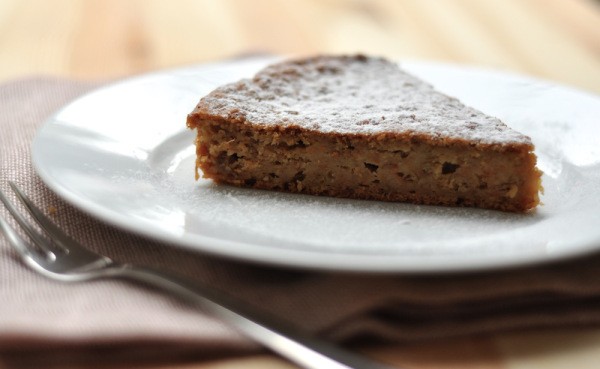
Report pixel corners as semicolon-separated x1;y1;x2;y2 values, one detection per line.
2;77;600;365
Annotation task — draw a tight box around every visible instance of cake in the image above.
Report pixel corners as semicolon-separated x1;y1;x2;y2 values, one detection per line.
186;55;542;212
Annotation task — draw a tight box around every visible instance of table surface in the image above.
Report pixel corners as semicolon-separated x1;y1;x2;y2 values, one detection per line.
1;0;600;368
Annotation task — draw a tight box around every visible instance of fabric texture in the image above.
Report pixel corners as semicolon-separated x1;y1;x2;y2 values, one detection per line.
1;77;600;364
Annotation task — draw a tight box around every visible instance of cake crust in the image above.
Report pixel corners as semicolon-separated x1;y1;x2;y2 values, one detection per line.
187;55;542;212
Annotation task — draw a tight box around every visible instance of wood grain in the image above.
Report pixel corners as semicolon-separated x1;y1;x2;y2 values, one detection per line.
0;0;598;91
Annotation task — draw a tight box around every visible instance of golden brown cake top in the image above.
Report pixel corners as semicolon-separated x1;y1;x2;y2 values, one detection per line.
190;55;533;146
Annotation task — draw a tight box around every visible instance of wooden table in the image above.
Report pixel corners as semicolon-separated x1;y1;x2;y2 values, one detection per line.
1;1;599;368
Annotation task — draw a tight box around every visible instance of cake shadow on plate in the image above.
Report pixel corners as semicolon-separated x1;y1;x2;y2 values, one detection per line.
184;180;544;255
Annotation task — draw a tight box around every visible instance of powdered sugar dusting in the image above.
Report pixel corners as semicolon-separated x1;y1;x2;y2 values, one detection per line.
193;55;531;146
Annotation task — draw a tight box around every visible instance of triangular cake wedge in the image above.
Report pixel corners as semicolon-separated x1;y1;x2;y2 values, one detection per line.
187;55;542;212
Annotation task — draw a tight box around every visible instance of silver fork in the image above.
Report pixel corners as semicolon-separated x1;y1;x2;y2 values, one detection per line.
0;182;396;369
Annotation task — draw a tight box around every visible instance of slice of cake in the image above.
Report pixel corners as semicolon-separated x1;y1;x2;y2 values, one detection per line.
186;55;542;212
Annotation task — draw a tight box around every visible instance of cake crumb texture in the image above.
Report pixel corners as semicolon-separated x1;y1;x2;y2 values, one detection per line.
187;55;542;212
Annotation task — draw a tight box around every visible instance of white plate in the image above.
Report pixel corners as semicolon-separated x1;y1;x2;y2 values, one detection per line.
32;57;600;273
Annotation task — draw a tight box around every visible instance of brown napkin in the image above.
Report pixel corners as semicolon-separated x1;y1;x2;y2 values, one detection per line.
2;78;600;365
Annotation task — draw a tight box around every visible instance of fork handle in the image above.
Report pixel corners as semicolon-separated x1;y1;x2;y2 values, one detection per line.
116;265;396;369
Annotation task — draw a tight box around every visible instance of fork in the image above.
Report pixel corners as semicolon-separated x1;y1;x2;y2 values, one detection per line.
0;182;397;369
